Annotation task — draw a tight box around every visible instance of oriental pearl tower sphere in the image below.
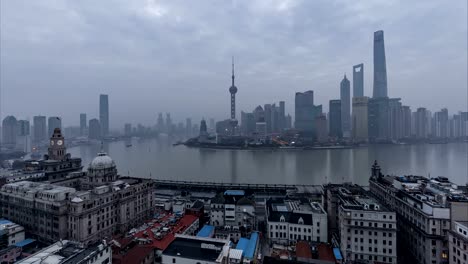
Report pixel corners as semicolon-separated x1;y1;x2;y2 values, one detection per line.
229;57;238;135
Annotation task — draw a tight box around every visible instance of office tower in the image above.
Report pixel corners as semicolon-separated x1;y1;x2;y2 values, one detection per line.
165;113;172;134
209;118;215;133
2;116;17;149
124;123;132;136
415;108;428;138
264;104;272;133
228;57;238;133
33;115;47;143
340;75;351;138
253;106;264;123
157;113;164;133
461;112;468;137
48;116;62;138
388;98;403;140
368;98;390;141
99;94;109;137
402;106;411;138
295;91;321;136
185;118;192;138
279;101;285;131
373;30;388;98
80;113;87;136
353;63;364;97
434;108;449;138
285;114;292;129
241;111;255;136
314;114;327;143
199;119;207;136
88;118;101;140
17;120;31;152
352;97;369;141
329;100;342;139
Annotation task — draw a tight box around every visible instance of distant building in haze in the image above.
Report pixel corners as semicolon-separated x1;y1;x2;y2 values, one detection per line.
353;63;364;97
415;108;428;139
315;114;327;143
17;120;31;152
285;114;292;129
48;116;62;138
373;30;388;98
279;101;286;131
434;108;449;138
368;97;390;142
185;118;192;138
352;97;369;141
99;94;109;137
402;106;412;138
157;113;164;133
124;123;132;137
241;111;255;136
165;113;172;134
33;115;47;143
228;57;238;133
340;75;351;138
329;100;342;139
80;113;87;136
209;118;215;133
2;116;17;149
88;118;101;140
295;90;321;137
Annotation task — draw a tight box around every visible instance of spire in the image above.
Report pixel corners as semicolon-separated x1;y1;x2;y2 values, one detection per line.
231;56;235;86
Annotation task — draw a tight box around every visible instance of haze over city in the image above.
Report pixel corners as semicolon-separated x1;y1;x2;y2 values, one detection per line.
1;0;467;128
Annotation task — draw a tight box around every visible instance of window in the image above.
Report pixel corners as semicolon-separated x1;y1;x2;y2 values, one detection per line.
369;239;372;243
383;215;386;219
172;258;176;263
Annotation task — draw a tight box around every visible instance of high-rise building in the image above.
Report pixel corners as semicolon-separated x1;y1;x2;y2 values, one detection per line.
285;114;292;129
80;113;87;136
415;108;428;139
124;123;132;137
2;116;17;149
402;106;412;138
353;64;364;97
33;115;47;143
48;117;62;138
271;104;280;133
88;118;101;140
185;118;192;138
264;104;272;133
240;111;255;136
368;97;390;141
209;118;215;133
373;30;388;98
340;75;351;138
352;97;369;141
157;113;164;133
329;100;342;139
314;114;327;143
165;113;172;134
388;98;403;140
17;120;31;152
295;91;321;137
99;94;109;137
229;57;238;133
434;108;449;138
279;101;286;131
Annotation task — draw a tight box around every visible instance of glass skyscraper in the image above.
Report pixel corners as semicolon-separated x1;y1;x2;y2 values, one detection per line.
373;30;388;98
99;94;109;137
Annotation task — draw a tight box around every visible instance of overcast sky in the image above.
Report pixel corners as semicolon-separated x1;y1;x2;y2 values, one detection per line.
1;0;466;128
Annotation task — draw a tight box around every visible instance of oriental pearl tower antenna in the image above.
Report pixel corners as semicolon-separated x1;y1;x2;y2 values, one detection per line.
229;56;238;135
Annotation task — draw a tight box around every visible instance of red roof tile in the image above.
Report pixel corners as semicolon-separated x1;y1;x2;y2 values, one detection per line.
296;241;312;259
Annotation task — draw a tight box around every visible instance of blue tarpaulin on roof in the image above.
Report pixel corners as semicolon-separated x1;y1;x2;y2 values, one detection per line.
224;190;245;196
333;248;343;260
244;232;259;259
15;239;36;247
236;238;249;252
0;219;13;225
196;225;215;237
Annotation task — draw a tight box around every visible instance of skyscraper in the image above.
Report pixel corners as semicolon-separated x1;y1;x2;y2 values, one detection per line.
402;106;412;138
264;104;272;133
279;101;286;131
80;113;87;136
368;97;390;141
186;118;192;138
352;97;369;141
17;120;30;136
353;64;364;97
33;115;47;143
228;57;238;134
48;116;62;138
2;116;17;149
99;94;109;137
88;118;101;140
373;30;388;98
209;118;215;133
157;113;164;133
388;98;403;140
329;100;342;139
295;91;321;136
165;113;172;134
314;114;328;143
340;75;351;138
415;108;428;139
17;120;31;152
124;123;132;136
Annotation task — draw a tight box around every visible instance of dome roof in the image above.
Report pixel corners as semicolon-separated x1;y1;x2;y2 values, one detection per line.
89;152;115;170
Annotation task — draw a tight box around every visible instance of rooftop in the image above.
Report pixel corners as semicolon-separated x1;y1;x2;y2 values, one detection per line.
197;225;215;238
163;235;230;262
338;186;389;212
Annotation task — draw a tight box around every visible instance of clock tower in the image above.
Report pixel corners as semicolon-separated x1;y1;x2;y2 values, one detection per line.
48;128;66;160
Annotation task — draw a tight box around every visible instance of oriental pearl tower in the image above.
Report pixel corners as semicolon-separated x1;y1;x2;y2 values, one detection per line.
229;57;238;135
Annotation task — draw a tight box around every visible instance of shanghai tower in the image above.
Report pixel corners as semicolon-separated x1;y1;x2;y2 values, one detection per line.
373;30;388;98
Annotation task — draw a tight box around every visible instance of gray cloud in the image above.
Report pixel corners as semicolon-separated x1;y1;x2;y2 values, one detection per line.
1;0;466;128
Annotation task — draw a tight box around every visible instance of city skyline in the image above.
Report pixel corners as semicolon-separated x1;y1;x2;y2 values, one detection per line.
1;1;466;127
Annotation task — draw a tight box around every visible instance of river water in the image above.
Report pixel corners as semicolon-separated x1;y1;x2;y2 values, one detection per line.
67;137;468;186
